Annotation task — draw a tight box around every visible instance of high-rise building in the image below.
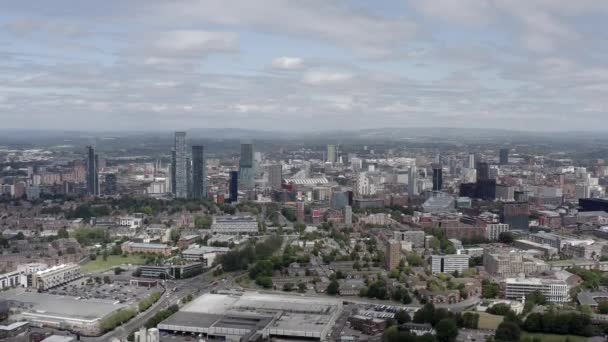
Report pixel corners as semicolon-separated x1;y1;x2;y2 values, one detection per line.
174;132;188;198
476;162;490;181
385;240;401;271
499;148;509;165
186;157;192;198
191;145;207;199
170;150;176;195
267;164;282;190
104;173;117;195
408;166;418;197
327;144;336;164
86;146;99;195
296;201;305;224
432;164;443;191
229;171;238;203
468;154;475;169
501;202;530;231
239;142;254;189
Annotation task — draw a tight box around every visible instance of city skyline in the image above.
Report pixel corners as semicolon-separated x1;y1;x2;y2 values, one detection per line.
1;1;608;131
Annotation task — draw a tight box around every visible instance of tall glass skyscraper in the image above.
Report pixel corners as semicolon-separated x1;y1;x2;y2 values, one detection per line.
239;142;254;189
86;146;99;195
191;145;207;199
229;170;239;203
174;132;188;198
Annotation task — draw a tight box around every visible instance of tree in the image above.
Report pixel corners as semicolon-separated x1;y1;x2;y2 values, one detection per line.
481;280;500;298
459;312;479;329
495;321;520;342
395;310;411;324
498;232;514;244
255;276;273;288
57;228;69;239
435;318;458;342
282;283;294;292
326;280;340;295
526;290;547;306
102;249;108;261
413;303;436;324
194;215;212;229
487;303;512;316
114;267;123;275
598;302;608;314
297;282;307;293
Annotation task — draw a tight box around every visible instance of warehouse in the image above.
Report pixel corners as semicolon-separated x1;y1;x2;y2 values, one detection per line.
159;292;342;341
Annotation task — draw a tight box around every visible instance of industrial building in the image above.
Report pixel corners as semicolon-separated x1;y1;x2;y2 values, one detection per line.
158;292;342;341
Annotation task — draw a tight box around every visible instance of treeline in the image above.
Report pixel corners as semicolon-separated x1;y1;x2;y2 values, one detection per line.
145;304;179;329
138;292;161;312
523;311;595;337
247;243;308;288
218;235;283;272
100;308;137;332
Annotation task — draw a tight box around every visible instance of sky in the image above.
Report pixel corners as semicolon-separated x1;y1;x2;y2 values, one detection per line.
1;0;608;132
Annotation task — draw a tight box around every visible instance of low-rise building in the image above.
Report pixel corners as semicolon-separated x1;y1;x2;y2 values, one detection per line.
211;215;258;235
486;223;509;241
505;277;569;303
348;315;386;335
33;264;81;290
121;242;172;256
430;254;470;274
393;230;426;248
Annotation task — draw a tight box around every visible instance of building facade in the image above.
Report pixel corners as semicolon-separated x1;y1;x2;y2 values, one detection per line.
430;254;470;274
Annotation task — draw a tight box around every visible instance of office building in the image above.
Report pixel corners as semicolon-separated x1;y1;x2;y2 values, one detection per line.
327;144;336;164
505;277;569;303
228;170;238;203
121;242;172;256
104;173;117;195
191;146;207;199
467;154;475;169
483;252;548;277
344;205;352;227
86;146;99;195
267;164;282;190
393;230;426;248
33;264;81;290
385;240;401;271
174;132;188;198
239;142;255;189
432;164;442;191
485;223;510;241
499;148;509;165
501;202;530;231
430;254;470;274
296;201;305;224
476;162;490;181
211;215;258;235
408;166;418;197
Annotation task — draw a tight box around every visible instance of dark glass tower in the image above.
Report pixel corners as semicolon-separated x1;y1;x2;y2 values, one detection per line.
432;164;443;191
86;146;99;195
229;170;239;203
499;148;509;165
191;145;207;199
171;150;176;195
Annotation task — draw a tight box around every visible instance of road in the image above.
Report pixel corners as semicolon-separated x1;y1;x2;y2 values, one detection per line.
82;267;235;341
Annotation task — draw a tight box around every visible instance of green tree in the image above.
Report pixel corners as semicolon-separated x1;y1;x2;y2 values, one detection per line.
395;310;411;324
255;276;273;288
598;302;608;314
498;232;514;244
326;280;340;295
495;321;521;342
435;318;458;342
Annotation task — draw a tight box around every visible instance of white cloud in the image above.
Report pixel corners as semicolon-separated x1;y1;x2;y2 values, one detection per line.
271;57;304;70
302;71;354;85
150;30;238;57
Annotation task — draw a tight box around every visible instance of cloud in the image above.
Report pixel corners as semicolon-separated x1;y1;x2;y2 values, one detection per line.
146;30;238;57
302;71;354;85
271;57;304;70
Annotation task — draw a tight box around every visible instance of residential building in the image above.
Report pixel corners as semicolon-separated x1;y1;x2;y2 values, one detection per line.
121;242;172;256
32;264;81;290
267;164;283;190
483;251;549;277
191;145;207;199
385;240;401;271
393;230;426;248
86;146;99;195
174;132;188;199
239;142;254;189
485;223;509;241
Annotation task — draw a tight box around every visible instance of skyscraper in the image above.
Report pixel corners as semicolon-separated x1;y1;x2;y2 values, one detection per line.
186;157;192;198
86;146;99;195
476;162;490;182
432;164;443;191
499;148;509;165
170;150;176;195
104;173;117;195
239;142;254;189
174;132;188;198
191;146;207;199
229;170;239;203
408;166;418;197
296;201;305;224
327;144;336;164
267;164;282;190
468;154;475;169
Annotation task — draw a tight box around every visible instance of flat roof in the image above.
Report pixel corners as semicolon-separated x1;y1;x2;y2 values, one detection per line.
0;292;126;322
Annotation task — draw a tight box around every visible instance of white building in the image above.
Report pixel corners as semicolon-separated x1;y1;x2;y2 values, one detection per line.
505;277;569;303
430;254;470;274
211;216;258;235
0;270;22;289
33;264;81;290
118;217;144;229
486;223;510;241
355;172;376;196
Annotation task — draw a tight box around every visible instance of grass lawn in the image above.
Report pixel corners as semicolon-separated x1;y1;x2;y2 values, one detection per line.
475;312;504;330
520;332;588;342
81;255;146;273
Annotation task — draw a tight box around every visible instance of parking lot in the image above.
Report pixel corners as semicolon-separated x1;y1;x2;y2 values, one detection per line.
44;279;159;305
